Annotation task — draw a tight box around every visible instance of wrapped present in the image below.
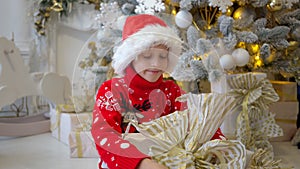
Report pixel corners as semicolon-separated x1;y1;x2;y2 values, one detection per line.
269;102;299;142
211;72;282;152
270;81;297;102
125;93;284;169
125;93;248;168
50;104;92;145
225;73;283;151
69;131;98;158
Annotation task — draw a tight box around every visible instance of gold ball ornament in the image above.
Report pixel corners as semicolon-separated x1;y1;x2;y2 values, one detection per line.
267;0;283;12
233;6;256;21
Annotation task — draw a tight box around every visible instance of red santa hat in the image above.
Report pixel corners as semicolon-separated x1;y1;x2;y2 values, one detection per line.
112;14;182;76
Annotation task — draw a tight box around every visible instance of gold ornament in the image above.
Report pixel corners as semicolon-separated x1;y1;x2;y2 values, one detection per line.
236;42;246;49
79;61;86;69
233;6;256;21
225;6;234;16
51;1;63;12
198;6;220;30
267;0;283;12
98;58;108;66
86;59;94;67
246;43;260;55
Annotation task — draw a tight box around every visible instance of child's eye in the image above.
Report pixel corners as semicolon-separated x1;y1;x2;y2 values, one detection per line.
160;54;168;59
143;55;151;59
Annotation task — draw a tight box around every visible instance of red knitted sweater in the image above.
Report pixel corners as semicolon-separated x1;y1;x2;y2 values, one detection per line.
91;66;224;169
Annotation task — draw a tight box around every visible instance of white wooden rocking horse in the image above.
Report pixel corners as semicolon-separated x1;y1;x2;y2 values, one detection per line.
0;37;72;137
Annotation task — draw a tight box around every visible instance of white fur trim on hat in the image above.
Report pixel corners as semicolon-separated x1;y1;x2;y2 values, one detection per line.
112;24;182;76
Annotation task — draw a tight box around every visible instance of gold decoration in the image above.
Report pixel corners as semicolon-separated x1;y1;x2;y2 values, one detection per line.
254;54;263;68
227;73;283;151
197;6;221;30
34;0;100;36
225;6;234;16
246;43;260;55
50;0;63;12
126;93;246;168
236;42;246;49
267;0;283;12
233;6;256;21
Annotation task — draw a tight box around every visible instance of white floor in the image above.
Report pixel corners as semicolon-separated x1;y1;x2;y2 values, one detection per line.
0;132;300;169
0;132;98;169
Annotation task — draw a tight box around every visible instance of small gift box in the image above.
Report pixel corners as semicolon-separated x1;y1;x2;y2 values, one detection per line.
270;81;297;102
50;104;92;145
269;101;299;141
69;131;98;158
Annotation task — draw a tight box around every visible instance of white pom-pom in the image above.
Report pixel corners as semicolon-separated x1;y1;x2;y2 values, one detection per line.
116;15;128;30
175;10;193;29
219;54;235;70
232;48;250;66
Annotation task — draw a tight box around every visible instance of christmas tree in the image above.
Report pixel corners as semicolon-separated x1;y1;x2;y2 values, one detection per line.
34;0;300;84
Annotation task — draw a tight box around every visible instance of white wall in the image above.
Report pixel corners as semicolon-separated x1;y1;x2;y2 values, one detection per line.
56;24;95;82
0;1;96;81
0;0;32;63
0;0;31;42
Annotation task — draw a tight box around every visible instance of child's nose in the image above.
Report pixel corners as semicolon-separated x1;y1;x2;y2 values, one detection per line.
151;56;161;66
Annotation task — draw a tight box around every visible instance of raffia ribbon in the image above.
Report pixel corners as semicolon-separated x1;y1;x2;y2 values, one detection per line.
227;73;283;152
127;93;247;169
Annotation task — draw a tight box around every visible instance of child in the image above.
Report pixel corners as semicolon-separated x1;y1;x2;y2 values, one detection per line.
91;14;225;169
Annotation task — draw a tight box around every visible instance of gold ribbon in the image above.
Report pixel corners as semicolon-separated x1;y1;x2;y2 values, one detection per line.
75;130;83;158
238;90;252;149
228;73;282;150
127;93;246;168
50;104;76;140
50;105;62;140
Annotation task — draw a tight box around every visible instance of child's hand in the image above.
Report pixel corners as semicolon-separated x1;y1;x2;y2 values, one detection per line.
137;158;168;169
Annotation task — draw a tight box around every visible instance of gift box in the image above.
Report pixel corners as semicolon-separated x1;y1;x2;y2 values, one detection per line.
270;81;297;102
69;131;98;158
269;102;299;141
50;104;92;145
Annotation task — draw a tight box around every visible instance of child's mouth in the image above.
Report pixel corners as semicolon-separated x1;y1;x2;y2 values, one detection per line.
146;70;161;74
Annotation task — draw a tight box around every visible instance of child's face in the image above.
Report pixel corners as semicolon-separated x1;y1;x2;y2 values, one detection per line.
132;44;169;82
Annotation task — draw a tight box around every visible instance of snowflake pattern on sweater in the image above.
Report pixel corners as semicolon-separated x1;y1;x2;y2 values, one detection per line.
91;66;225;169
